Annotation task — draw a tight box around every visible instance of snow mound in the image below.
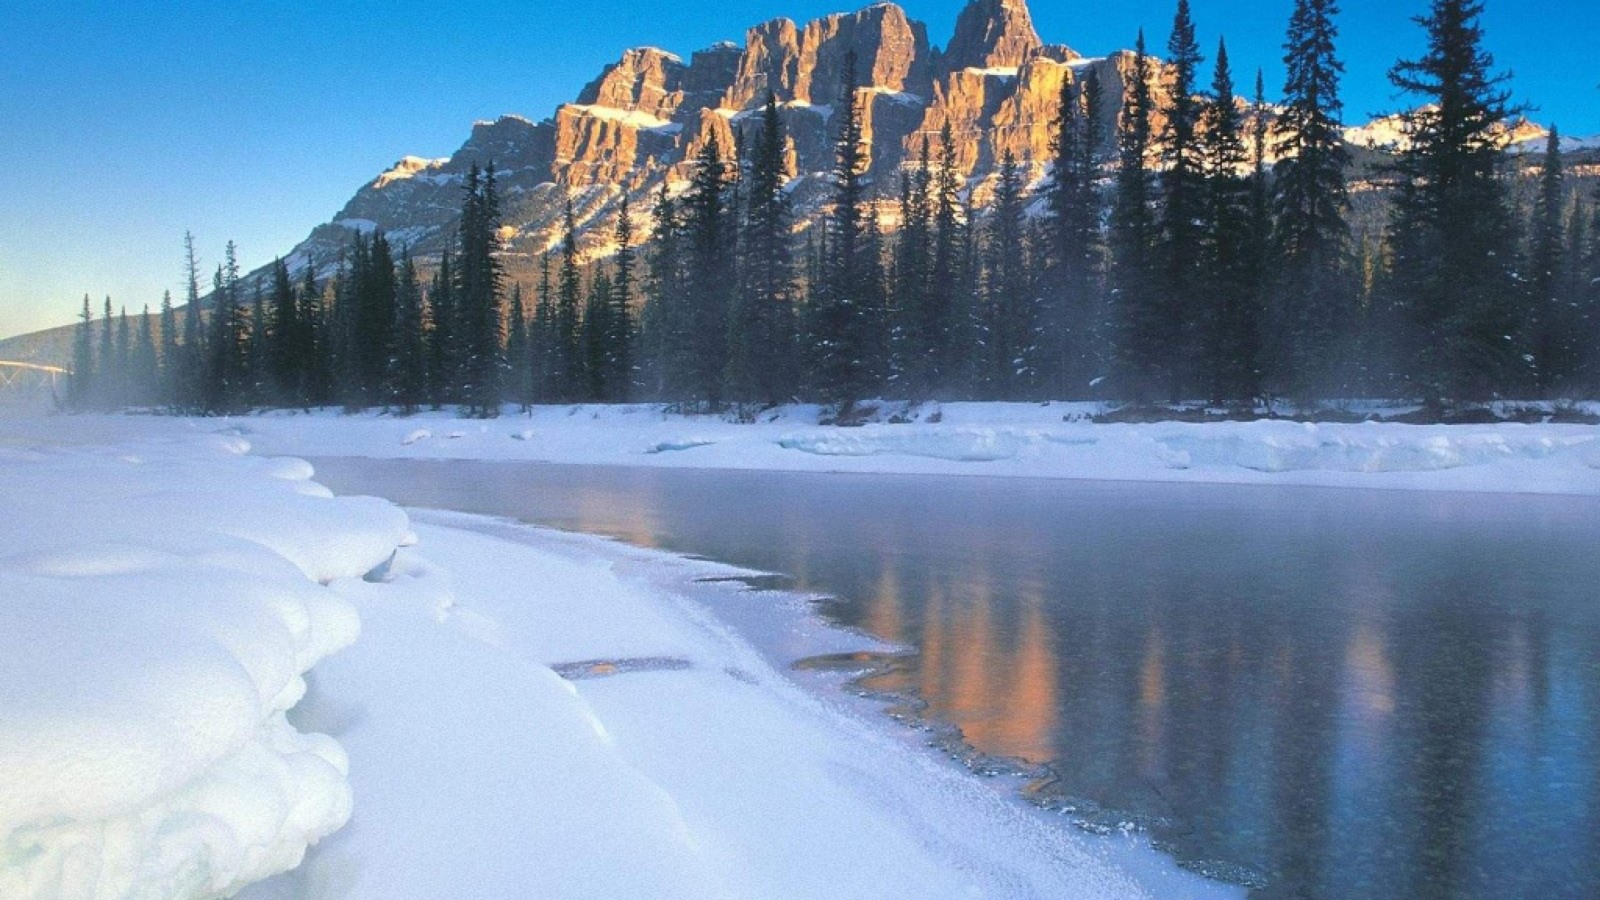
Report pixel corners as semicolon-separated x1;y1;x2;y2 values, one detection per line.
0;438;409;898
779;426;1048;462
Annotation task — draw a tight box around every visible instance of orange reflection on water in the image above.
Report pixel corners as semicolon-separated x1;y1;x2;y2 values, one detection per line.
863;567;1061;764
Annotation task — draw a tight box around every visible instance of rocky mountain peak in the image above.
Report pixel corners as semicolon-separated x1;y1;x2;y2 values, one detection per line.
941;0;1042;73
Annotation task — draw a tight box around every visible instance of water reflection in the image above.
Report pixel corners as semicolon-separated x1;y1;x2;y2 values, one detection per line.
310;459;1600;899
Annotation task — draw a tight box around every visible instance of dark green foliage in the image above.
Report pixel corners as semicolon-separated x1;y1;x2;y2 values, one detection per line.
70;296;93;409
807;51;874;405
1526;128;1573;395
556;199;585;401
388;251;429;413
728;95;799;405
1045;70;1108;398
1385;0;1524;401
1271;0;1353;397
1111;31;1162;402
454;163;507;416
985;150;1032;397
681;135;737;407
1199;41;1263;405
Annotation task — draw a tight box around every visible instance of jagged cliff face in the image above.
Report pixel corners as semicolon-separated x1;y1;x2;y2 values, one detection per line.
282;0;1167;286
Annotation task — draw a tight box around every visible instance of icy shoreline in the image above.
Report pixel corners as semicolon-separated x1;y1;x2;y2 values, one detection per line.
9;401;1600;495
1;424;1234;898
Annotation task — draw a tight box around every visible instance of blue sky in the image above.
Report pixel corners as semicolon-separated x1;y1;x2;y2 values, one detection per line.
2;0;1596;338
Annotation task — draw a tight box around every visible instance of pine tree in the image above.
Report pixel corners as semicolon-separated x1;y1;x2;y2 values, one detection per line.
927;121;968;396
608;197;638;402
247;284;267;405
427;251;455;407
506;284;531;409
531;252;556;402
134;305;158;405
1272;0;1352;399
204;243;249;414
1527;127;1570;395
70;296;93;409
179;232;206;412
158;290;178;407
388;250;428;414
98;296;115;408
682;134;737;407
1386;0;1523;403
454;163;507;416
556;198;585;401
1047;70;1107;398
986;149;1032;396
1110;30;1162;402
728;95;798;405
893;135;935;395
267;258;299;405
300;263;330;407
1199;40;1262;405
115;306;132;406
1156;0;1207;400
583;272;614;402
641;183;685;400
808;51;873;406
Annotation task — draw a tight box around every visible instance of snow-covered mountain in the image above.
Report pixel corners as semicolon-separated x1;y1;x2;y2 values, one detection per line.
278;0;1165;285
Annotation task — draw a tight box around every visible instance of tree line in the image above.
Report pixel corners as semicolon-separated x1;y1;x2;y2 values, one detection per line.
69;0;1600;417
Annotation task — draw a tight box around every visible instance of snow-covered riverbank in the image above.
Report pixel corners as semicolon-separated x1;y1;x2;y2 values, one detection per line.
11;401;1600;494
0;423;1235;898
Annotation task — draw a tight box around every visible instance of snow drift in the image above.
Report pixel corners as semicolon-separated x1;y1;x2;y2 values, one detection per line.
0;436;409;899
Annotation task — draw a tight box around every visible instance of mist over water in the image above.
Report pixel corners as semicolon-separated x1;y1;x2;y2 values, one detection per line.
312;458;1600;899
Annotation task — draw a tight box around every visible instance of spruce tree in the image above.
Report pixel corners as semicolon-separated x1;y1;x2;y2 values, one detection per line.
1386;0;1523;402
300;264;330;407
808;51;872;406
180;232;206;412
893;136;935;396
388;251;428;414
506;284;531;409
134;305;158;405
1272;0;1352;399
71;296;93;409
556;198;585;401
1157;0;1206;400
267;258;299;405
427;251;455;407
641;183;685;400
986;149;1031;396
1110;30;1162;402
115;306;132;406
729;95;798;405
531;252;556;402
98;296;115;408
1047;71;1107;398
682;134;737;407
927;121;968;396
607;197;638;402
158;290;178;407
454;163;507;416
204;243;249;414
1200;40;1262;405
1527;127;1569;394
583;273;614;402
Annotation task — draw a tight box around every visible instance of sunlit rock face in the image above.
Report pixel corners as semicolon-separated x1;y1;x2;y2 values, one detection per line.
272;0;1169;287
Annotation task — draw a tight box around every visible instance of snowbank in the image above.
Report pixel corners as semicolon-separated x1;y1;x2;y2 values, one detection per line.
241;515;1231;899
22;402;1594;495
0;436;408;899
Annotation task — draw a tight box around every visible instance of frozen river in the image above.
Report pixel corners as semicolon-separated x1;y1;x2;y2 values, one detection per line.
311;458;1600;899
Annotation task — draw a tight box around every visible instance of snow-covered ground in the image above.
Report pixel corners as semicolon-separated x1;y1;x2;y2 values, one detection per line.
0;420;1236;898
11;401;1600;495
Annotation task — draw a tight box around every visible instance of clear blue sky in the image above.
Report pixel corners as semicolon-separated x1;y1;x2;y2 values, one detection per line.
2;0;1595;338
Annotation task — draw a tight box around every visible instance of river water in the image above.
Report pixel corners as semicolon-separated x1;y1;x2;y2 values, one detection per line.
309;458;1600;899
